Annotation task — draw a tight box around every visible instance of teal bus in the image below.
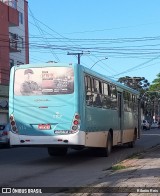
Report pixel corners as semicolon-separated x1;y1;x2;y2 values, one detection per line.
9;62;140;156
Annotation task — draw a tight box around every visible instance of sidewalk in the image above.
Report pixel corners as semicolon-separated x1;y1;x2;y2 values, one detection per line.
71;145;160;196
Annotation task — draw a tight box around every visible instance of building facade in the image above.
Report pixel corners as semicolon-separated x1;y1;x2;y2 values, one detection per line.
0;0;29;123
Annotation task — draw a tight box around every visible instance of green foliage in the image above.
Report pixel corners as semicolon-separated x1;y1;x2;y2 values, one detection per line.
118;76;150;92
149;73;160;91
112;165;127;171
142;73;160;119
118;74;160;119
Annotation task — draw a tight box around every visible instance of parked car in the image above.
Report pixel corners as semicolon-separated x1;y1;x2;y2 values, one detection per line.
141;120;150;130
151;121;159;129
0;123;10;147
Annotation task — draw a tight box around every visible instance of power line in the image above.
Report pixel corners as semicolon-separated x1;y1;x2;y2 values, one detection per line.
62;22;160;35
111;54;160;77
28;6;60;62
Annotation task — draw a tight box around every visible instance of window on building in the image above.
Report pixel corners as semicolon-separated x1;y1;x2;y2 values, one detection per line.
3;0;17;9
17;36;24;50
9;32;18;50
19;12;23;24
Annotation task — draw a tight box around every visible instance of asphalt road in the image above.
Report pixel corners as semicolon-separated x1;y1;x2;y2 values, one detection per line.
0;128;160;189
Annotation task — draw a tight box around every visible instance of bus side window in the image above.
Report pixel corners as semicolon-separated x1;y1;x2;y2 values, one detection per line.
85;76;92;91
93;79;102;107
86;92;93;106
85;75;93;106
85;76;87;91
94;94;102;107
123;91;128;111
128;93;132;112
102;83;111;108
133;95;138;112
123;91;133;112
110;86;117;110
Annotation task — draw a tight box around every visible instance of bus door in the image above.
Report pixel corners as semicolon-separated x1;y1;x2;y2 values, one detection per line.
117;92;123;143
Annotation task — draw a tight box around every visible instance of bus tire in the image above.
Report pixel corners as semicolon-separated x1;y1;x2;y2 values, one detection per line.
103;132;112;157
48;147;68;156
128;140;135;148
128;132;137;148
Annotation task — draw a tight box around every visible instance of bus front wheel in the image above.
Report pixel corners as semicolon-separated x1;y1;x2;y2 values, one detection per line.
48;147;68;156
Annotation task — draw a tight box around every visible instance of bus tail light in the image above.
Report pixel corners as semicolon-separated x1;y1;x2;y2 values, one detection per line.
10;114;18;134
71;113;80;133
2;131;8;136
73;120;79;125
75;114;80;119
11;121;15;126
10;116;14;121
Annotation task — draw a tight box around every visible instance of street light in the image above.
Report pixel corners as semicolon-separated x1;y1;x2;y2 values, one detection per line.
90;57;108;69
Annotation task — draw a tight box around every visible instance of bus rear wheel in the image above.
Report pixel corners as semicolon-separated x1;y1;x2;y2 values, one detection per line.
48;147;68;156
103;132;112;157
128;132;137;148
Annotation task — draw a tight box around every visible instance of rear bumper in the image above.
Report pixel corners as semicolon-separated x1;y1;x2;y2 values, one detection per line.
10;131;86;146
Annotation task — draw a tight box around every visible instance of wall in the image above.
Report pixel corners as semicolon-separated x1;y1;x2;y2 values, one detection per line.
0;84;9;123
9;0;29;65
0;1;10;85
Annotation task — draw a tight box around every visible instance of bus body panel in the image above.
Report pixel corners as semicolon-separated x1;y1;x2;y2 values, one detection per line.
85;107;120;131
9;62;140;149
12;97;75;136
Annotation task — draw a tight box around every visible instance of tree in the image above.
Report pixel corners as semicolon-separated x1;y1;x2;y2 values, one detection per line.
148;73;160;121
142;91;160;119
118;76;151;119
149;73;160;91
118;76;150;93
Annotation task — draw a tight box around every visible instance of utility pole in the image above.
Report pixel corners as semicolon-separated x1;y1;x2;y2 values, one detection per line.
67;51;89;64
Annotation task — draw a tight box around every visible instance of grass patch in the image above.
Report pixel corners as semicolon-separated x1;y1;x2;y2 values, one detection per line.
127;153;140;159
112;164;127;171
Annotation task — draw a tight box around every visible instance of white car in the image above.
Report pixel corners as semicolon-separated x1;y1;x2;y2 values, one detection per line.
151;121;159;129
141;120;150;130
0;123;10;147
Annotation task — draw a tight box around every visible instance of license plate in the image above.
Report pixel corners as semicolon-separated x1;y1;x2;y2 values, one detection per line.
38;124;51;130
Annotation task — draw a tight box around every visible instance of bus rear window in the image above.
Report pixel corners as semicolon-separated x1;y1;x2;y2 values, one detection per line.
14;67;74;96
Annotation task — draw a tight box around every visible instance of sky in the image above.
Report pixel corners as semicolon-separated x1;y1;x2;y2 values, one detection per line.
28;0;160;84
